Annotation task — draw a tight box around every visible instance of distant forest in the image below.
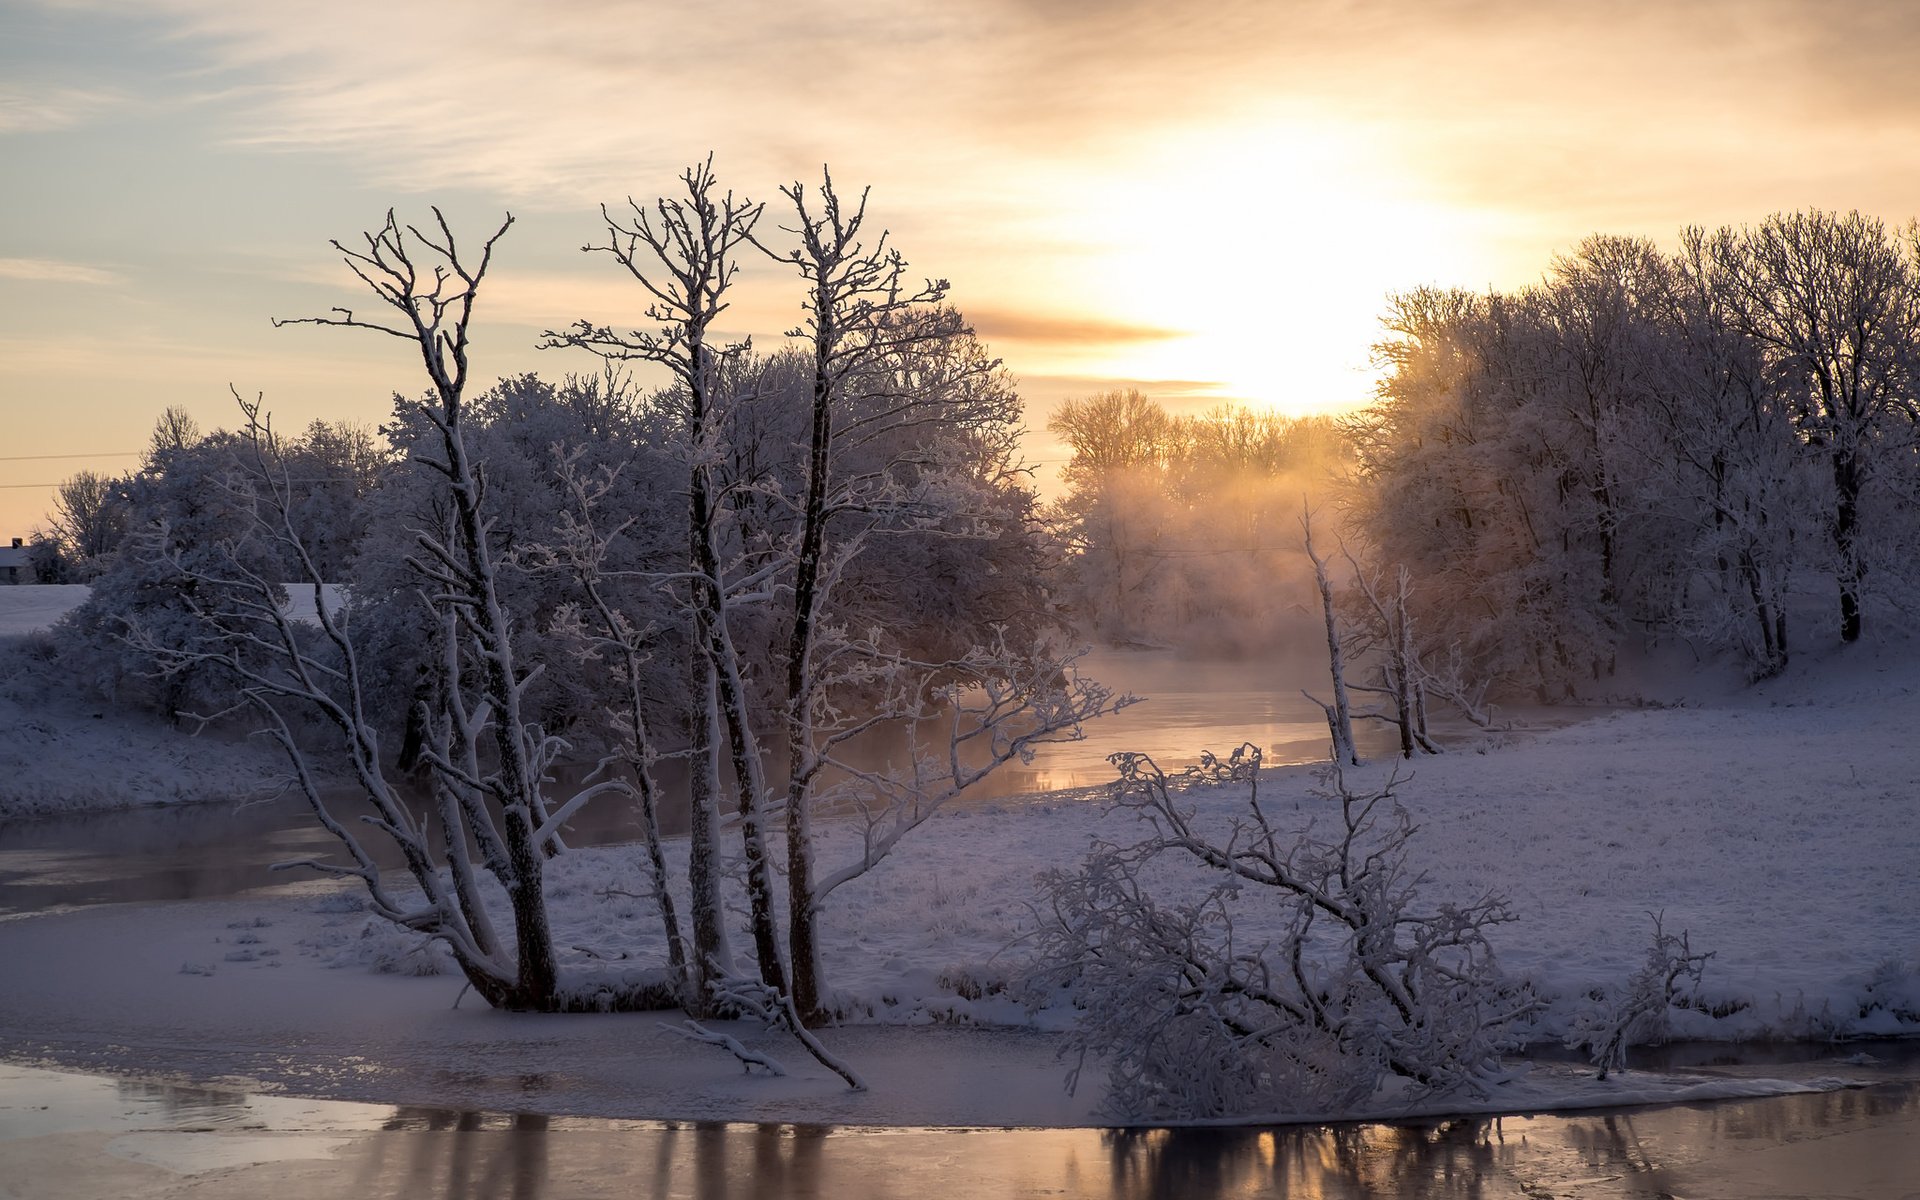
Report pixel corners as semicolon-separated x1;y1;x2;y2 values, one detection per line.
1049;212;1920;696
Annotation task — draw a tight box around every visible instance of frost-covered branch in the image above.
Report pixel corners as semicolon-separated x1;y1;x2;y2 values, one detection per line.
708;975;865;1091
1029;754;1538;1120
1565;913;1714;1079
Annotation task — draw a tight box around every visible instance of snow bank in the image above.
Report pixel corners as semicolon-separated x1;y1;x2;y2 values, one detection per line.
492;623;1920;1054
0;648;294;820
0;891;1879;1129
0;688;291;819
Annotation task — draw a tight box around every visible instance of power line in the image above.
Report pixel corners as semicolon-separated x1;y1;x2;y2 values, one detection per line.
0;451;141;462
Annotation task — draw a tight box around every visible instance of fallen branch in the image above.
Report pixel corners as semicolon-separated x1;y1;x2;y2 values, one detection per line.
667;1020;787;1075
713;975;867;1091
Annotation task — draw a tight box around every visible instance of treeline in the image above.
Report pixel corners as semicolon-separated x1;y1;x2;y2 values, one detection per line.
1350;212;1920;694
1048;210;1920;697
52;355;1048;742
1045;391;1347;648
31;409;380;585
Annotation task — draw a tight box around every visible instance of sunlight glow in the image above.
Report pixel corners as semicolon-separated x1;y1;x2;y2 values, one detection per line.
1044;117;1484;416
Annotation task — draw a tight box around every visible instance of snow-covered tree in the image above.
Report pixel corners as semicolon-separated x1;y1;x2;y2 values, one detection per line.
1709;210;1920;643
265;208;592;1010
55;424;274;717
1047;394;1344;649
1047;390;1180;643
1633;230;1809;675
1032;751;1537;1120
547;163;1122;1027
1346;214;1920;694
47;468;129;573
1349;286;1612;697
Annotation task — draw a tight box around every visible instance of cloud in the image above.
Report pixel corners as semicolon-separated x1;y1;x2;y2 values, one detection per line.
73;0;1920;242
0;258;123;286
0;85;120;133
966;308;1186;347
22;0;1920;466
1014;372;1235;416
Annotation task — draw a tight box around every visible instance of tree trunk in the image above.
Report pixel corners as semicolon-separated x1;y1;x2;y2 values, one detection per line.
1833;446;1863;643
783;333;836;1026
1303;507;1358;766
684;657;730;1012
442;418;558;1012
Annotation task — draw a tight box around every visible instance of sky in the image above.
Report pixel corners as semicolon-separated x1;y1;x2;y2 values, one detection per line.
5;0;1920;538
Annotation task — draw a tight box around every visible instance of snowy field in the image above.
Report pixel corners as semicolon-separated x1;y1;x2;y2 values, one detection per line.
0;584;343;639
0;584;90;636
0;606;1915;1125
0;585;347;818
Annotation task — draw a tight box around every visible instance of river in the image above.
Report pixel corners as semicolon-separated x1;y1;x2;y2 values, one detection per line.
1;648;1415;918
5;1057;1918;1198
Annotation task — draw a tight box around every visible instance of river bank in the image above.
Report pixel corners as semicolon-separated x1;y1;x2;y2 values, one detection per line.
1;592;1916;1127
1;627;1916;1125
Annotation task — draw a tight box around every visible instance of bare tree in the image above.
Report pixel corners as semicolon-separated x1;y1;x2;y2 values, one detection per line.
1342;556;1440;757
1300;503;1359;765
756;169;976;1021
534;451;690;998
136;380;640;1011
49;469;128;566
146;405;202;464
241;208;594;1010
1565;914;1712;1080
1642;229;1804;676
1046;390;1178;642
542;158;783;997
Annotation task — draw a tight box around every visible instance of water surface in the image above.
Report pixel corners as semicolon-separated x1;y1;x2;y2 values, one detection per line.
4;1062;1917;1199
0;648;1418;917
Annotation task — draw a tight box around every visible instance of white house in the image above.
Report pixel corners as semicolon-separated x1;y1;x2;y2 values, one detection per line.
0;538;32;585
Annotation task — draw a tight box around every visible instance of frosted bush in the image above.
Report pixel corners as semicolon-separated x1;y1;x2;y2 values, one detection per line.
1031;751;1538;1120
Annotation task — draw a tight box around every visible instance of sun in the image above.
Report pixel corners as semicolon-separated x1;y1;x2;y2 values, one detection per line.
1061;116;1484;418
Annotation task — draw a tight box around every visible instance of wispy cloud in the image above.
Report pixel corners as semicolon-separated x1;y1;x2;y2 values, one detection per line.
15;0;1920;458
77;0;1920;247
0;258;123;286
967;308;1186;347
0;85;120;133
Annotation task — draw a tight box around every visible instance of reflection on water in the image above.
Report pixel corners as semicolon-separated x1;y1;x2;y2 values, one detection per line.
5;1064;1919;1199
323;1088;1920;1200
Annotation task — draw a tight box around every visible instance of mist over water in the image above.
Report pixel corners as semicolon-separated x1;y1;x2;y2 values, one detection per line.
0;647;1391;917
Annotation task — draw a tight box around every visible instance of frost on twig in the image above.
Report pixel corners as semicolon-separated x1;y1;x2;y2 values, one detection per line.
1565;912;1714;1079
1030;752;1538;1120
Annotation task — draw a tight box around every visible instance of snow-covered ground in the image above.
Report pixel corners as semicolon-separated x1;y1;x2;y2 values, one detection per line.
1;598;1915;1125
0;585;347;819
0;584;90;636
0;584;343;639
0;693;291;819
0;889;1877;1129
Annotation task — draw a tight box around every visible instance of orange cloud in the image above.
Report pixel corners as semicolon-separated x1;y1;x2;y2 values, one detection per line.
965;308;1186;347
